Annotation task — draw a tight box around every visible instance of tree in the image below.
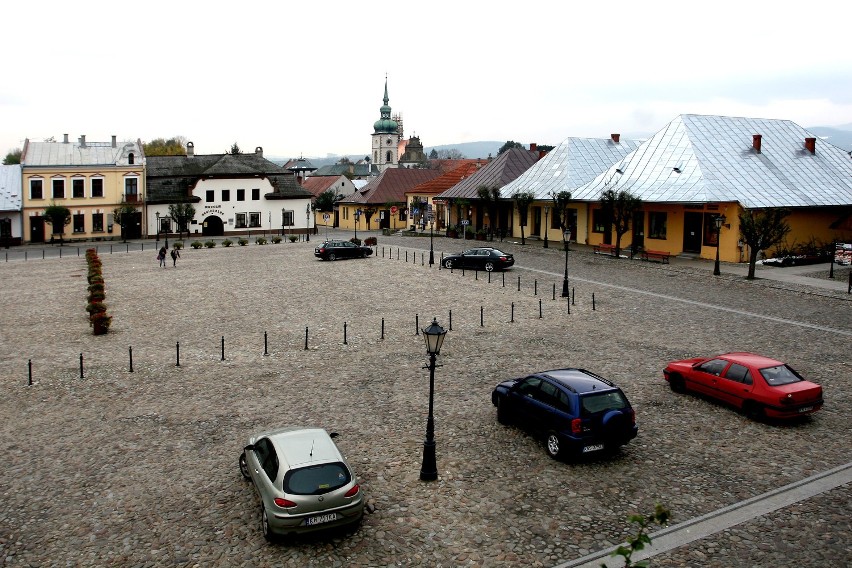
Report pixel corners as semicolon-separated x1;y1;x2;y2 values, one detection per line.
433;148;465;159
600;189;643;257
363;207;376;230
143;137;187;156
3;148;22;164
513;191;535;245
337;156;352;165
550;190;572;250
477;185;500;240
739;208;791;279
428;149;438;159
168;202;196;240
315;190;342;212
112;203;139;243
498;141;524;155
43;203;71;242
228;142;242;155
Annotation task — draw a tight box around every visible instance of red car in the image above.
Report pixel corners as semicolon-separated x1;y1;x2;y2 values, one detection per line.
663;352;823;420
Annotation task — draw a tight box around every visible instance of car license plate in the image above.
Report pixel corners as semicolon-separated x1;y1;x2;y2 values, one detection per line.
798;406;813;413
304;513;338;526
582;444;604;453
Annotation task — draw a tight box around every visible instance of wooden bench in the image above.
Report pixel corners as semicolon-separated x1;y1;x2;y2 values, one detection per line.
593;243;617;256
641;249;671;264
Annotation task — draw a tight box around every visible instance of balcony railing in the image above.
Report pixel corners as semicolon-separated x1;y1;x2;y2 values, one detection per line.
123;194;139;203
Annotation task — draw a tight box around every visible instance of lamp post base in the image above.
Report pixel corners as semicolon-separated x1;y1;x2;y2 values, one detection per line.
420;440;437;481
561;279;570;298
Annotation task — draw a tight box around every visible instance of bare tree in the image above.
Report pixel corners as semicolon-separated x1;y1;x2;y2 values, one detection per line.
513;191;535;245
600;189;642;257
739;208;791;279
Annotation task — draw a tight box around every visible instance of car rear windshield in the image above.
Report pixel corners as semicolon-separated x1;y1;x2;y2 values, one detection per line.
580;391;628;415
283;462;351;495
759;365;803;386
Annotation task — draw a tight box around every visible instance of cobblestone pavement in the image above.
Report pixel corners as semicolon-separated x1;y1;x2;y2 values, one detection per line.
1;231;849;567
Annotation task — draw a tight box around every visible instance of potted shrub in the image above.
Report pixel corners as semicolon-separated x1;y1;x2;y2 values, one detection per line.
364;236;377;246
446;225;459;239
204;240;216;248
475;229;487;241
191;241;204;249
272;236;282;244
90;311;112;335
222;238;233;247
173;242;184;250
86;301;107;315
350;237;362;246
288;236;298;243
465;226;475;240
238;238;248;246
256;237;268;245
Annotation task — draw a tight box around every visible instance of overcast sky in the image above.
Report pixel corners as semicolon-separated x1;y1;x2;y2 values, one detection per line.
3;0;851;160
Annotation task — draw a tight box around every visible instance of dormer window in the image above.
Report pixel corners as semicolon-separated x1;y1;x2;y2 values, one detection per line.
128;153;135;165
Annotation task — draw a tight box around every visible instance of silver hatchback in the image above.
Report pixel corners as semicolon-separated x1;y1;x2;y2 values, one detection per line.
239;426;364;540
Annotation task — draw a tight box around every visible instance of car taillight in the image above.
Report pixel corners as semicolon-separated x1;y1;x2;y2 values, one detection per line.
274;497;297;508
499;256;508;261
344;484;360;498
319;248;326;253
628;408;636;424
571;418;582;434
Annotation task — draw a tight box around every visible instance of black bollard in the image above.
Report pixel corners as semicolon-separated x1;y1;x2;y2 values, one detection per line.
449;309;453;331
221;336;225;361
488;271;491;283
59;248;62;258
848;272;851;294
539;299;543;318
480;306;484;327
517;276;520;291
534;280;537;296
344;322;348;345
129;346;134;373
176;341;181;367
80;353;84;379
381;318;385;340
553;283;556;300
415;314;419;335
511;302;514;323
305;327;309;350
28;359;32;386
502;272;505;287
592;293;596;311
572;287;575;306
462;266;465;276
264;331;268;356
382;246;385;258
406;251;408;263
475;268;478;280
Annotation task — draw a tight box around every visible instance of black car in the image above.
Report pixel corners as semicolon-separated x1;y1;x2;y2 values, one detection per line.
491;368;638;459
441;247;514;272
314;240;373;261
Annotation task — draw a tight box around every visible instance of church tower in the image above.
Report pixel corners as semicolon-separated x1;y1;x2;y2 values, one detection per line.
372;78;401;172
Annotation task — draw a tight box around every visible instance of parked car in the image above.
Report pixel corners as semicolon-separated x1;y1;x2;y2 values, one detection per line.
239;426;364;541
663;352;823;420
491;368;638;459
441;247;514;271
314;240;373;261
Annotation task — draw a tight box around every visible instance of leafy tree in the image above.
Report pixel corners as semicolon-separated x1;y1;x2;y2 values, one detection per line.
168;202;196;239
739;208;791;279
498;141;524;155
433;148;465;159
43;203;71;241
112;203;139;243
605;504;671;568
600;189;643;257
362;207;376;230
337;156;352;165
143;137;187;156
428;149;438;159
513;191;535;245
550;190;573;250
228;142;242;155
537;145;555;153
315;190;342;212
477;185;500;240
3;148;22;164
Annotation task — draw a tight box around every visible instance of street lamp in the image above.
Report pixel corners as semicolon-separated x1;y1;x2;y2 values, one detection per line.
713;214;726;276
354;209;360;241
429;220;435;265
306;203;311;242
561;229;571;297
420;317;447;481
543;206;550;249
155;212;160;243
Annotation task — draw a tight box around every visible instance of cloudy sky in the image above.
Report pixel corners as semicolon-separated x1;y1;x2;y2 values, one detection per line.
3;0;851;160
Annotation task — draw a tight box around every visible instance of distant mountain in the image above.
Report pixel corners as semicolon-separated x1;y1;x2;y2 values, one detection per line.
806;126;852;152
424;141;505;159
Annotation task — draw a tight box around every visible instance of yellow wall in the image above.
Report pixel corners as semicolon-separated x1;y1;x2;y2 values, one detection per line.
337;204;407;232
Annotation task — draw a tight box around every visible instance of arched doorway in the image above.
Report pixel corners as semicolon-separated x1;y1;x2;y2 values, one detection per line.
202;215;224;236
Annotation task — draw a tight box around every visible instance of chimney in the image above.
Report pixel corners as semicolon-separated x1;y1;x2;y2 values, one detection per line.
111;135;117;148
255;146;263;157
63;133;69;144
79;135;86;147
186;141;195;158
539;150;547;160
611;133;620;143
752;134;762;153
804;137;816;154
530;143;537;152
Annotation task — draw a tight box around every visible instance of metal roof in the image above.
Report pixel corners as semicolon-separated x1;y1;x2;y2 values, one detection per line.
0;164;22;211
436;148;540;200
22;138;144;167
500;137;641;199
573;115;852;208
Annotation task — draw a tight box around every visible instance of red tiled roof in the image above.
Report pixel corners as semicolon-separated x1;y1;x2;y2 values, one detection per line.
300;176;339;197
341;168;441;205
406;162;483;196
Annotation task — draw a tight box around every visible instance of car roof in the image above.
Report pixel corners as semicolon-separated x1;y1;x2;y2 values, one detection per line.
261;427;344;468
719;352;784;368
537;368;617;394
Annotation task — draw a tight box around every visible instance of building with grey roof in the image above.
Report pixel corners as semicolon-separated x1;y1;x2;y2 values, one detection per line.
0;164;23;246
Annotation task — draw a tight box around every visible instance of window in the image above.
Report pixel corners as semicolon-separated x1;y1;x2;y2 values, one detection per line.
282;210;294;227
73;213;85;233
92;213;104;232
52;179;65;199
592;209;608;233
703;212;720;246
648;212;667;239
30;179;43;200
0;218;10;238
517;377;542;397
125;178;138;202
550;210;560;229
237;189;245;201
91;178;104;198
385;150;392;162
128;153;134;165
206;190;214;203
249;212;261;228
725;363;752;385
222;189;230;201
698;359;728;376
285;463;351;495
235;213;247;228
537;380;560;407
72;179;85;198
251;188;260;200
759;365;804;386
581;391;628;414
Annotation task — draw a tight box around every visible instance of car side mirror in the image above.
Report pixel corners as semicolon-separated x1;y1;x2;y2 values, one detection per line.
243;444;255;452
329;432;339;439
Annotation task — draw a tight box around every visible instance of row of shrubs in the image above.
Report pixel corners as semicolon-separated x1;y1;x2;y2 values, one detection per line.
186;235;304;249
85;248;111;335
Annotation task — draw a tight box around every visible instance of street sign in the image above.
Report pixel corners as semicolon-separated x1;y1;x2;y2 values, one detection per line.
413;208;419;215
460;220;470;226
322;214;330;221
390;206;398;214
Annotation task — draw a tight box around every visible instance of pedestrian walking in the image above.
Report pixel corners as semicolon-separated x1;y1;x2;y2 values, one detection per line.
158;245;167;268
170;247;180;267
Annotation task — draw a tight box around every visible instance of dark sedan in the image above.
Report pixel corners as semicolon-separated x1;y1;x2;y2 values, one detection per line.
314;240;373;261
441;247;514;272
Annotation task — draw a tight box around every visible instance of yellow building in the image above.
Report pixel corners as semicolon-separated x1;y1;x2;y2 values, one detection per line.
21;134;145;242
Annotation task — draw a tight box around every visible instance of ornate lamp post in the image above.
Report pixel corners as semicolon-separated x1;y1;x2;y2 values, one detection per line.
543;206;550;249
429;220;435;266
420;317;447;481
713;214;726;276
561;229;571;297
354;209;360;241
155;212;160;243
306;203;311;242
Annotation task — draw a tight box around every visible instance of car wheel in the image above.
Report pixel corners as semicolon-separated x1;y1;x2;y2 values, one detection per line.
496;397;510;425
261;507;276;542
443;259;453;269
484;261;495;272
669;374;686;394
239;453;250;480
328;253;336;261
545;432;563;459
743;401;765;421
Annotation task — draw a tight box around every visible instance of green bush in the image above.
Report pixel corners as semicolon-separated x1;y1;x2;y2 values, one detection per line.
173;241;184;250
204;240;216;248
86;301;107;314
238;238;248;246
191;241;204;249
288;236;298;243
272;236;282;244
222;239;233;247
255;237;268;245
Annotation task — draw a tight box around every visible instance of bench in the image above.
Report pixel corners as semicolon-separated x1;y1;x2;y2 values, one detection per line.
641;249;671;264
593;243;617;256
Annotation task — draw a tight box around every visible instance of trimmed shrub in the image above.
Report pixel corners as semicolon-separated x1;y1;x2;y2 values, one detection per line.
272;236;282;244
238;238;248;246
222;239;233;247
191;241;204;249
255;237;268;245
